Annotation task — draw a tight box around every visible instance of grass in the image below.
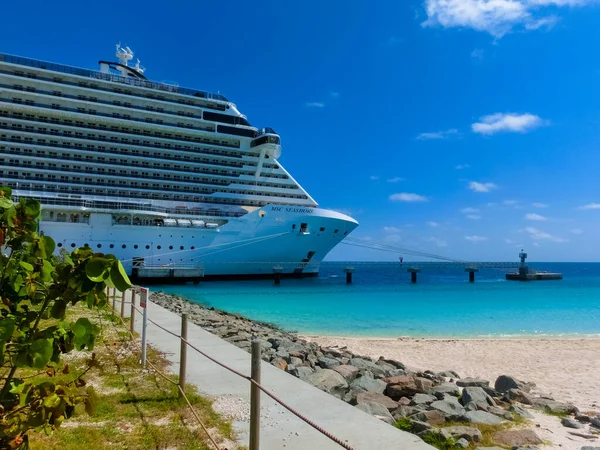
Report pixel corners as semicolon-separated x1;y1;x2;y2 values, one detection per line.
25;305;239;450
420;431;462;450
394;417;413;432
542;409;569;418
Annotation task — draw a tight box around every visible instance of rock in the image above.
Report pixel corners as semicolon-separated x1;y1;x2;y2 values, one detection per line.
575;414;592;424
356;392;399;412
398;397;411;406
430;397;467;420
411;393;437;406
495;375;535;393
415;377;435;393
443;425;483;442
409;419;433;433
492;430;543;447
456;438;469;448
562;417;585;429
429;382;461;398
457;377;490;388
355;401;395;425
384;376;419;399
475;447;504;450
377;357;406;370
288;350;305;361
272;357;287;371
392;405;419;419
505;388;533;405
437;370;461;378
580;447;600;450
463;410;506;425
332;364;359;382
289;356;303;366
591;417;600;428
349;373;387;394
275;349;290;359
530;397;578;415
289;365;314;381
509;405;535;419
462;386;497;409
349;358;387;378
409;410;446;426
305;369;348;398
317;356;340;369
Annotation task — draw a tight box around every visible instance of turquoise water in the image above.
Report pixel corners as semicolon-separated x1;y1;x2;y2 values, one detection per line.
156;262;600;338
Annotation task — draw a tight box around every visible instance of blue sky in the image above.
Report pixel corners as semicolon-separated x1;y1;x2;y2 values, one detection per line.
2;0;600;261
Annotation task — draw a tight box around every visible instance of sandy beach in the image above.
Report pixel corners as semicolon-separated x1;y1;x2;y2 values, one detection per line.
302;336;600;413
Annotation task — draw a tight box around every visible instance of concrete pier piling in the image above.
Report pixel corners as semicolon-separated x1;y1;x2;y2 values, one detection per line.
272;266;283;285
465;267;479;283
343;267;355;284
407;267;420;284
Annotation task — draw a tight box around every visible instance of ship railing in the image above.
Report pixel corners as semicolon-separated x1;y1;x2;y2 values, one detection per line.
0;53;229;102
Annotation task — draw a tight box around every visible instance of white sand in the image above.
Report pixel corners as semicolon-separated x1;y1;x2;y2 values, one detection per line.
302;336;600;449
302;336;600;412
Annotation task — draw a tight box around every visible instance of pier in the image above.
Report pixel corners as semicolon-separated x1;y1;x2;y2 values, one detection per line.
505;251;563;281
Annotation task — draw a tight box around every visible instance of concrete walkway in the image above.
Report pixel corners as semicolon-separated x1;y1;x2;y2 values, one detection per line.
127;298;434;450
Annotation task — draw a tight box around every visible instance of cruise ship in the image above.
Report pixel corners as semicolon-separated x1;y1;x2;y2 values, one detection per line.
0;46;358;279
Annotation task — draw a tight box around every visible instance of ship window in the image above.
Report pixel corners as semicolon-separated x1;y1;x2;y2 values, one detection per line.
71;243;76;248
134;245;138;249
217;125;257;138
300;223;308;233
334;229;339;234
57;243;63;248
320;227;325;232
145;245;150;249
292;224;296;230
157;245;161;249
122;245;126;249
169;246;173;250
344;231;348;235
97;244;102;248
180;246;184;250
191;246;195;250
110;244;114;248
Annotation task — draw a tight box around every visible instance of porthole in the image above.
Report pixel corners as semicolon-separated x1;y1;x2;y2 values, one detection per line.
320;227;325;232
84;243;89;248
71;243;76;248
122;244;126;249
157;245;161;249
334;229;339;234
169;245;173;250
191;246;195;250
180;246;184;250
110;244;114;248
134;244;138;249
97;244;102;248
57;243;63;248
344;231;348;236
145;245;150;249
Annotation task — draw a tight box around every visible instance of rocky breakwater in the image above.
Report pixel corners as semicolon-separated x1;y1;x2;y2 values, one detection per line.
150;292;600;448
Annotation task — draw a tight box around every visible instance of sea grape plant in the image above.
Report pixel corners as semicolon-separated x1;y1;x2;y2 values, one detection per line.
0;186;131;448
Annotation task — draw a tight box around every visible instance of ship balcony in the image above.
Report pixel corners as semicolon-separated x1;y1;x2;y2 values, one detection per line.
250;130;281;159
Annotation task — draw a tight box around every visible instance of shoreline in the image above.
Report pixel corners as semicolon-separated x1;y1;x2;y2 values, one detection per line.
300;334;600;341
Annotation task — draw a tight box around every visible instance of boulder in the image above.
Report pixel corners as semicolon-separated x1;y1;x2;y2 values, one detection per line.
505;388;533;405
384;376;419;399
456;438;469;448
305;369;348;399
591;417;600;428
377;357;406;370
495;375;535;393
581;447;600;450
475;448;504;450
411;393;437;406
349;373;387;394
272;357;287;371
430;397;467;420
530;397;578;415
442;426;483;442
409;419;433;433
356;392;399;412
461;386;497;409
349;358;387;378
289;356;303;366
355;401;395;425
509;405;535;419
429;383;461;398
456;377;490;388
333;364;359;382
392;405;419;419
289;365;314;381
463;410;506;425
415;377;434;393
492;430;543;447
409;410;446;427
561;417;584;429
317;356;341;369
575;414;592;424
437;370;460;378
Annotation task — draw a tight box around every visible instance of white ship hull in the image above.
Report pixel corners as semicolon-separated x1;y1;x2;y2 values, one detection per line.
39;204;358;279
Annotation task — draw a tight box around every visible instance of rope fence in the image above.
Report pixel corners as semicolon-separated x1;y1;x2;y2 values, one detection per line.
105;286;355;450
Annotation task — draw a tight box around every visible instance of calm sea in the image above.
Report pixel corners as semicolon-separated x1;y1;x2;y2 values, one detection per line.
156;262;600;338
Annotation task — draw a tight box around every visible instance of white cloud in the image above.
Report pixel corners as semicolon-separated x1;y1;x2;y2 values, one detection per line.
421;0;592;38
416;128;459;140
579;203;600;210
525;213;548;221
466;214;482;220
472;113;546;135
455;164;471;170
384;234;402;243
468;181;498;193
330;91;340;98
305;102;325;108
387;177;405;183
532;241;541;247
471;48;484;60
383;226;402;233
505;238;514;244
524;226;568;243
424;237;448;247
370;175;380;181
532;202;548;208
427;221;440;227
461;207;480;213
465;235;488;243
570;228;583;235
389;193;429;202
503;200;519;206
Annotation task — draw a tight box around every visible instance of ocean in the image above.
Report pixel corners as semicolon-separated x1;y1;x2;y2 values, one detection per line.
156;262;600;338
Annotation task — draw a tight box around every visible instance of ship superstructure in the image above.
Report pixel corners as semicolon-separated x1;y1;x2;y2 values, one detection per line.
0;46;358;278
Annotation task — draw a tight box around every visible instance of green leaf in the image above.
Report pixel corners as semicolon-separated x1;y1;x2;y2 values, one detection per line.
43;393;61;409
40;259;54;282
42;235;56;256
30;338;53;368
19;261;34;272
2;206;16;227
85;257;109;282
50;300;67;319
0;197;13;209
84;386;98;416
109;261;132;292
23;198;41;218
0;317;15;340
71;318;98;350
0;185;12;197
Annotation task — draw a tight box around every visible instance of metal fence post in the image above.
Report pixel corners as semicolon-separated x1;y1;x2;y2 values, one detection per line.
112;288;117;312
178;313;188;398
130;289;136;339
249;338;261;450
140;288;149;367
121;290;126;319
